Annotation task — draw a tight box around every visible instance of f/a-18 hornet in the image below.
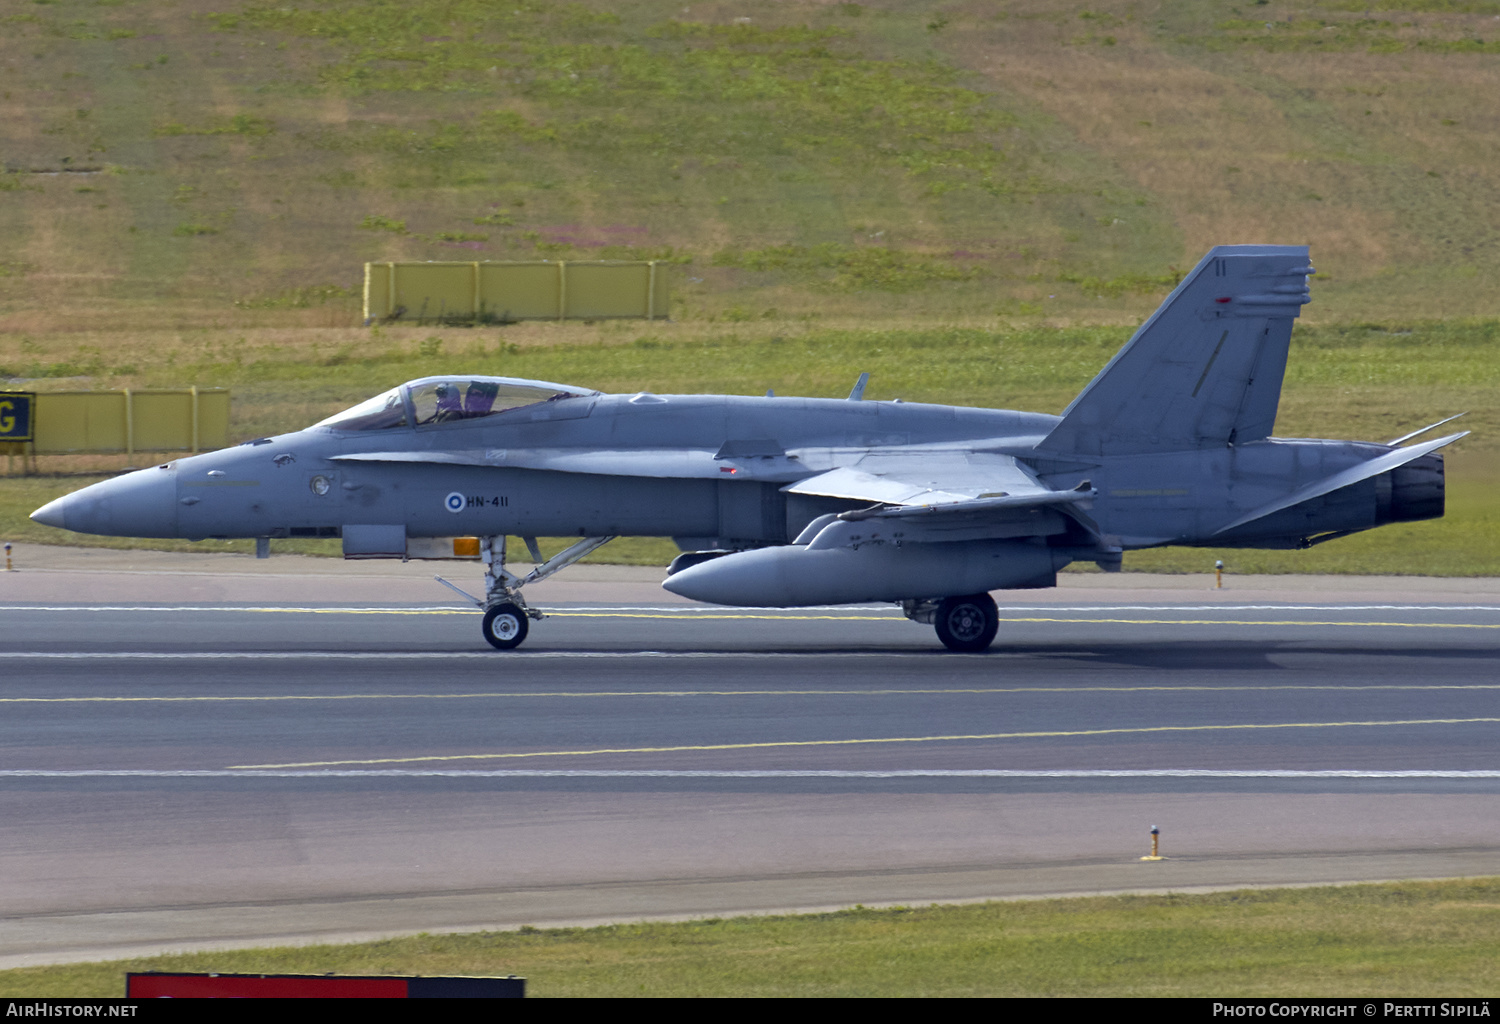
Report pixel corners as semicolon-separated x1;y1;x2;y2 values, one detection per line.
33;246;1464;651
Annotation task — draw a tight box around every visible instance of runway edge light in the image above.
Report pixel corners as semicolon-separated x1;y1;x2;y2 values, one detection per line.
1141;825;1164;861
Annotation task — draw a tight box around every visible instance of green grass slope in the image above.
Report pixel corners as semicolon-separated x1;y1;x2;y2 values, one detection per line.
3;0;1498;325
0;0;1177;327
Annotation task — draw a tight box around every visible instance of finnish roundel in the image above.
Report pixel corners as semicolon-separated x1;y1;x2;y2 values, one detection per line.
444;491;465;513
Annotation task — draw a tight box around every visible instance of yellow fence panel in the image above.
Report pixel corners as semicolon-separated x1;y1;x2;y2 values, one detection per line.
479;262;561;320
15;389;231;455
194;390;231;450
364;260;669;323
34;392;122;453
563;262;654;320
392;263;475;321
132;392;195;452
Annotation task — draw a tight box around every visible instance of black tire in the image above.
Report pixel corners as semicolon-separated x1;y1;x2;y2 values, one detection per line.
933;593;998;652
482;602;529;650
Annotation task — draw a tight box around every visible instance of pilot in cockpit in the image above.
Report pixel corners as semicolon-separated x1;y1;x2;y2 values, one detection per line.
433;382;464;422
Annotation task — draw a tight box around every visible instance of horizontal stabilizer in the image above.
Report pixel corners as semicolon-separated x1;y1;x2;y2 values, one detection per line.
1213;431;1467;535
1040;245;1313;456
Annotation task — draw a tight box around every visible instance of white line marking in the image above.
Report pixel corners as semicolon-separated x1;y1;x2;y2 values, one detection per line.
1003;606;1500;614
2;604;1499;614
2;769;1498;779
5;683;1498;704
0;651;933;660
0;605;477;614
546;605;1500;613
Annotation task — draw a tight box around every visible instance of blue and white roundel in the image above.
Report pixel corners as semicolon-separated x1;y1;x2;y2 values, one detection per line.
444;491;465;514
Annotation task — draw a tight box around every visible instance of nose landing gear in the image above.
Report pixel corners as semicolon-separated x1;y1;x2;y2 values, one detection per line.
435;534;615;651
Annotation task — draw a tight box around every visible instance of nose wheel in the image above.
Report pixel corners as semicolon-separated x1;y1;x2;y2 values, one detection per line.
482;602;529;650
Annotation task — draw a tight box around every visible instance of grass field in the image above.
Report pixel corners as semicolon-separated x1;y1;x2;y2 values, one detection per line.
3;879;1498;997
3;0;1500;326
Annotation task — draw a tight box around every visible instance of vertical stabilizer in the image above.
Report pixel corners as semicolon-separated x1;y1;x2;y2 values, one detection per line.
1038;245;1312;456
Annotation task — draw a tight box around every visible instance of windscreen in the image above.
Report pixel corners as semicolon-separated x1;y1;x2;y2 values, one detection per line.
312;387;408;432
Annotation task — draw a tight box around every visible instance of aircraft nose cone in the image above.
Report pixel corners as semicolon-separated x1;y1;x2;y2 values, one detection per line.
29;467;179;537
29;496;69;529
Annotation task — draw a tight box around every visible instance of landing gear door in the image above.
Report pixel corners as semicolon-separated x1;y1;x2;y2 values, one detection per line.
342;524;406;558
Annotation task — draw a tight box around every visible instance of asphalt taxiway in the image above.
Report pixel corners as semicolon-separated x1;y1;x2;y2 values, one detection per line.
1;546;1498;968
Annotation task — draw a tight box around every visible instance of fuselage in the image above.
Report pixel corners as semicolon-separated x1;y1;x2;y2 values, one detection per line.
32;386;1437;554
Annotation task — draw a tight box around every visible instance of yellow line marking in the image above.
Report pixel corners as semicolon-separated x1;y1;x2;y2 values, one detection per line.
7;684;1500;705
230;717;1500;769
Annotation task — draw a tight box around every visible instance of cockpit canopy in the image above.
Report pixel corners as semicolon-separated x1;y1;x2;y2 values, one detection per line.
313;376;599;432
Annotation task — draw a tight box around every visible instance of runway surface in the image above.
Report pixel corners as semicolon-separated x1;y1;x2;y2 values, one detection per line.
3;565;1500;967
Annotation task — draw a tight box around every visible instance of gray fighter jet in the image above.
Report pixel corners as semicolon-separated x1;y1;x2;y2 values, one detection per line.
32;245;1465;651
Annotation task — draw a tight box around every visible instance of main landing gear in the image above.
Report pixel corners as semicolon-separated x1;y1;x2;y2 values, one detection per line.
435;534;615;651
902;592;1000;652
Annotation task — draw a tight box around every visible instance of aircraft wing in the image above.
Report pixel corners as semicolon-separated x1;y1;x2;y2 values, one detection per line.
785;452;1095;544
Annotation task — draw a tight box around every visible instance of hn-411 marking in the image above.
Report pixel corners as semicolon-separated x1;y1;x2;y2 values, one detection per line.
32;246;1465;651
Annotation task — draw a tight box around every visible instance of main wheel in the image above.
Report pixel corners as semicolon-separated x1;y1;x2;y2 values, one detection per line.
933;593;999;652
482;602;529;650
